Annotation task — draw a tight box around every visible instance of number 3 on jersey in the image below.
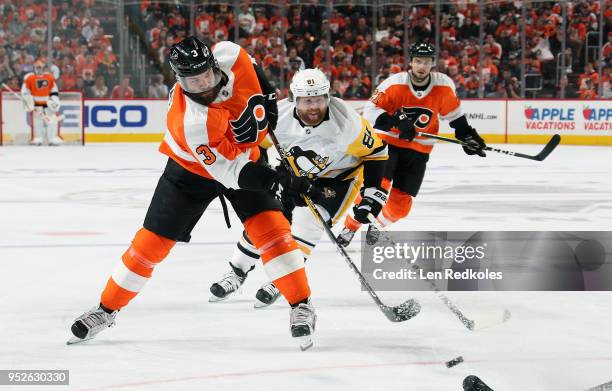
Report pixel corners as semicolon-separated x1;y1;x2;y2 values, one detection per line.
196;144;217;165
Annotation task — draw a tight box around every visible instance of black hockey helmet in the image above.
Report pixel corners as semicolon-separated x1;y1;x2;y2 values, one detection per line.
168;36;224;96
409;42;435;60
169;36;217;77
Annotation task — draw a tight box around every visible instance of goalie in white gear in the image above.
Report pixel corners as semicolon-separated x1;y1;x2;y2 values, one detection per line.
21;61;62;145
209;68;389;307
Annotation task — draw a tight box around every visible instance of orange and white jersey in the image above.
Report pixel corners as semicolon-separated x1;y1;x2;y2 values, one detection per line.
21;72;59;106
159;41;267;189
160;84;261;189
208;41;268;148
365;71;462;154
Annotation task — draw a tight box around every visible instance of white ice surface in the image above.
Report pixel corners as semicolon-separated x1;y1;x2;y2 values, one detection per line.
0;143;611;391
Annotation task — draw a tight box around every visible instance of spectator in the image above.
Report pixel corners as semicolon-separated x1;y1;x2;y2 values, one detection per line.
343;77;368;99
558;75;578;98
330;79;344;98
88;75;108;98
5;75;20;91
601;67;611;99
604;33;612;61
287;47;306;72
375;64;391;86
486;82;509;98
111;77;134;99
147;74;168;98
0;61;15;82
579;78;597;99
579;63;599;88
458;17;479;40
81;18;97;43
59;65;77;90
484;34;502;61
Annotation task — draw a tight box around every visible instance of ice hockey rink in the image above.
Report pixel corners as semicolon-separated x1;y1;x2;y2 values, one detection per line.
1;142;611;391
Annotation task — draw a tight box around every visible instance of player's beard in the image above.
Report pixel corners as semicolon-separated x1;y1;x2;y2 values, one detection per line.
183;71;228;106
410;70;431;85
297;107;327;126
184;83;222;106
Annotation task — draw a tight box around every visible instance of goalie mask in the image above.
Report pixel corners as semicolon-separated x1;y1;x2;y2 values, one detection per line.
289;69;330;127
34;61;45;75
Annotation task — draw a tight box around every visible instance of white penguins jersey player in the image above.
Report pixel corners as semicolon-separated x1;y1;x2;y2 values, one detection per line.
272;97;387;179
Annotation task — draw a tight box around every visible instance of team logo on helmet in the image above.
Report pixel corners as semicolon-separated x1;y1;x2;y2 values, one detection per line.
170;50;179;60
201;45;210;57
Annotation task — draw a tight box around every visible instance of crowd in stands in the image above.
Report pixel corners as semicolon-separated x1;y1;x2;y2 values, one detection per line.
1;0;611;100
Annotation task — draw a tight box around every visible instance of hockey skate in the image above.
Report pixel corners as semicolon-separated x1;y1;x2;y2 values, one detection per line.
48;137;63;146
290;300;316;351
209;263;248;302
67;305;117;345
254;282;281;308
30;137;43;146
337;226;357;247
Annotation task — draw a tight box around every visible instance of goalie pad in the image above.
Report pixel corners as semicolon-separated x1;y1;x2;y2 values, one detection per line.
47;95;61;112
22;93;35;112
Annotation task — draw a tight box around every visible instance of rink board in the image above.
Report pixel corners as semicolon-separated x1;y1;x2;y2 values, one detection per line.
3;98;610;145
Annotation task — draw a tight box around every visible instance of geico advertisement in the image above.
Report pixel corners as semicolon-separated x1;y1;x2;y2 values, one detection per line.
345;99;506;136
86;100;166;134
508;100;612;135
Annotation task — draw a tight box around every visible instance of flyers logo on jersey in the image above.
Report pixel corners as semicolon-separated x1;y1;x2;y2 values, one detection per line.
285;145;330;179
229;94;267;144
36;79;50;89
401;107;434;129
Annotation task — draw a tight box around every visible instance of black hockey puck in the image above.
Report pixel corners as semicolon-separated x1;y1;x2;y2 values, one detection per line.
445;356;464;368
574;239;606;271
463;375;493;391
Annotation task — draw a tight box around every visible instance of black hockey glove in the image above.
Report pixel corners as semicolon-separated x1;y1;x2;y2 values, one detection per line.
238;162;322;205
264;92;278;131
456;126;486;157
395;112;416;141
452;116;486;157
353;187;388;224
274;168;323;205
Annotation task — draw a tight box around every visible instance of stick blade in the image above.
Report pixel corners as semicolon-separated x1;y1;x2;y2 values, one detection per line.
383;299;421;322
534;134;561;161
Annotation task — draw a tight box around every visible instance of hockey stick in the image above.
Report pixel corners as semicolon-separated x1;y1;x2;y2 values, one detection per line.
366;217;511;331
584;380;612;391
266;126;421;323
1;82;65;124
417;132;561;162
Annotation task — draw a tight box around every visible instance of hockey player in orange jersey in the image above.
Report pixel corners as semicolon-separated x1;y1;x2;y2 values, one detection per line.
69;37;322;350
21;61;62;146
337;42;487;246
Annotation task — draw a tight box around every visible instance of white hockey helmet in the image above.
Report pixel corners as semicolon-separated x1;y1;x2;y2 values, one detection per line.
289;68;330;101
